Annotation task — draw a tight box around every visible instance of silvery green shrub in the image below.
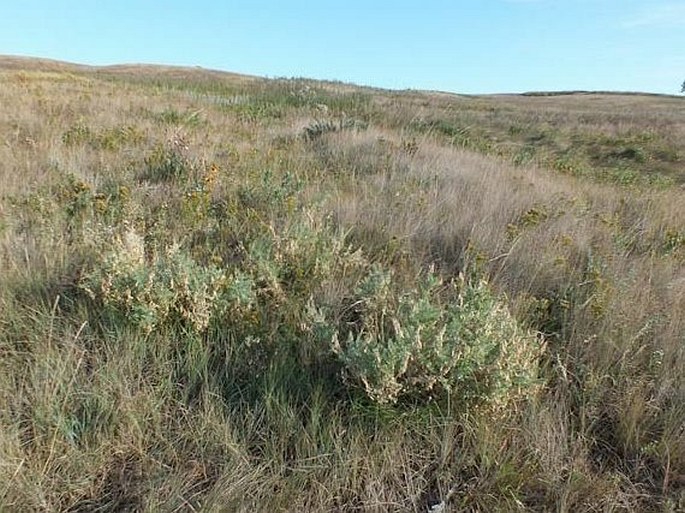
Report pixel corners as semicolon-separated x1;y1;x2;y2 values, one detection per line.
81;229;225;333
328;266;543;406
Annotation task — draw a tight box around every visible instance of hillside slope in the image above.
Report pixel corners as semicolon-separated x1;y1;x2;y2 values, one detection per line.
1;57;684;512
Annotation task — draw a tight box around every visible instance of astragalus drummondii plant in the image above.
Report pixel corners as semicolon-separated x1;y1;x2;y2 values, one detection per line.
80;227;226;333
326;265;542;406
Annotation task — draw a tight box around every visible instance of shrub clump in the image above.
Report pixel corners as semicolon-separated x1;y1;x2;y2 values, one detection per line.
80;228;225;333
303;117;368;141
142;134;193;183
325;266;543;407
79;217;541;411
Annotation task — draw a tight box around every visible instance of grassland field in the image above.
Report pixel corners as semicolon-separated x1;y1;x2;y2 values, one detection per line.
1;56;684;512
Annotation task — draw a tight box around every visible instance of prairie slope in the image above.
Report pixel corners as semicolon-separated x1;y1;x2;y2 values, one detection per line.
1;57;684;512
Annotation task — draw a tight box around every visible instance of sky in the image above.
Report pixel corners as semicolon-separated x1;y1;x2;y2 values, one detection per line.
1;1;683;95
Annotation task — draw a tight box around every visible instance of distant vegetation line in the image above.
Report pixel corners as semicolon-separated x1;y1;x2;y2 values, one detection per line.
522;89;684;98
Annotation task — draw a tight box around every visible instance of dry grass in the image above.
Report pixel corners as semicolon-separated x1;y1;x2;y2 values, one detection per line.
1;57;684;512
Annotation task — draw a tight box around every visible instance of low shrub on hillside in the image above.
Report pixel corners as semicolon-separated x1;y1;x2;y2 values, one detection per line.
142;134;193;182
303;117;368;141
77;206;540;411
80;228;225;333
319;266;543;407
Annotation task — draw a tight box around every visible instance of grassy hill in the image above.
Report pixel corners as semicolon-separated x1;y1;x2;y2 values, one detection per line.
1;57;684;512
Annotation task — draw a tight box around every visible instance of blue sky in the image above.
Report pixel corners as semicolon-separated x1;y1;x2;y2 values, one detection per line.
1;1;683;94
